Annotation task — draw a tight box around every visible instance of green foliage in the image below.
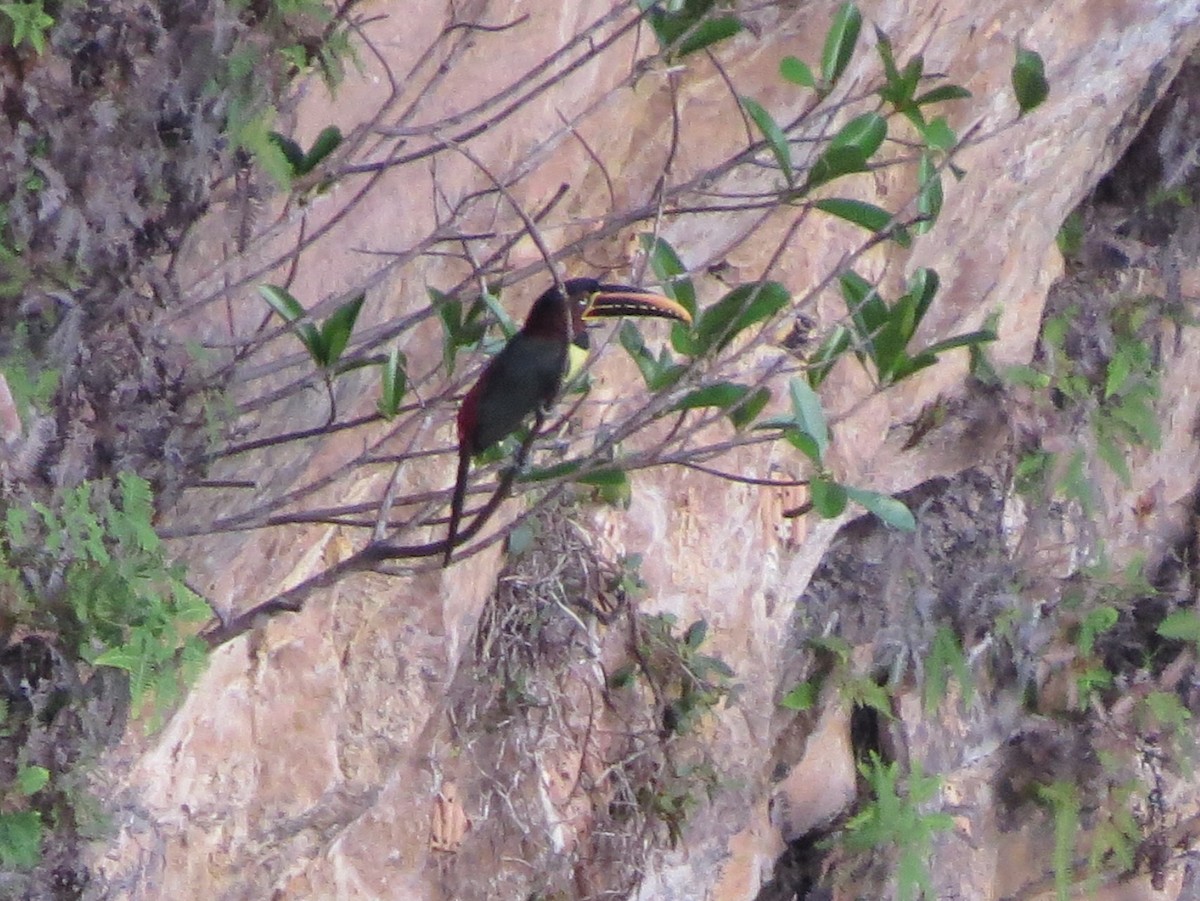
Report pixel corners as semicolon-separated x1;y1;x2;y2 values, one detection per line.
819;2;862;94
814;198;911;246
260;285;367;372
15;765;49;796
779;54;814;88
758;377;917;529
687;281;792;356
1085;787;1139;893
741;96;794;186
637;0;743;60
923;626;974;710
1076;605;1118;656
431;286;493;375
1056;210;1084;259
778;678;819;711
0;2;53;54
636;759;719;848
3;474;210;724
1012;47;1050;115
1036;780;1080;901
1015;301;1162;488
377;346;408;419
1157;609;1200;647
267;125;343;179
0;810;41;870
615;612;735;737
670;381;769;429
0;322;59;421
781;635;893;719
843;754;954;901
827;268;996;387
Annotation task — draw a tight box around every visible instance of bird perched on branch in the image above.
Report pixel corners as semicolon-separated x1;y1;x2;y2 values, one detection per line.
443;278;692;565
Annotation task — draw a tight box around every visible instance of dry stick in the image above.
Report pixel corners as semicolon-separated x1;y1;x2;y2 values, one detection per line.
195;28;972;636
201;413;545;647
174;13;470;317
225;175;567;418
370;3;635;142
559;110;616;215
211;30;830;404
186;182;574;533
173;185;572;537
440;138;566;298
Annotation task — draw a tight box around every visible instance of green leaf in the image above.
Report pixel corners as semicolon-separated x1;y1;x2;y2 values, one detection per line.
741;96;793;186
479;289;518;340
320;293;365;368
693;281;790;354
585;468;632;507
840;271;888;351
1144;691;1192;728
1157;610;1200;644
431;287;487;375
916;152;943;232
920;117;957;152
924;627;973;710
673;382;745;410
608;662;638;689
261;284;322;360
802;145;869;192
789;377;828;462
784;427;822;465
0;3;53;54
0;810;41;870
378;347;407;419
639;0;742;59
1012;47;1049;115
829;112;887;158
807;325;851;388
814;198;909;246
845;486;916;530
779;55;814;87
93;645;142;673
918;329;997;358
576;468;628;487
15;765;48;796
684;619;708;649
620;320;663;388
1078;606;1118;655
267;131;306;173
676;16;742;57
519;459;583;483
915;84;972;106
780;680;819;710
1105;349;1133;400
259;284;306;322
302;125;343;173
820;2;862;90
873;26;899;85
898;55;924;105
730;386;770;429
640;233;696;316
811;477;848;517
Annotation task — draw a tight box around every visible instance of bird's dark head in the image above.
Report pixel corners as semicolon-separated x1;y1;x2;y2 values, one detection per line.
523;277;692;348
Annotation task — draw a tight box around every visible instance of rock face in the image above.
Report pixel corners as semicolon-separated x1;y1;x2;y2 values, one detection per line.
90;1;1200;899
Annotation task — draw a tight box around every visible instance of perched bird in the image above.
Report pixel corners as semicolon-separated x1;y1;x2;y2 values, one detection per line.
444;278;692;565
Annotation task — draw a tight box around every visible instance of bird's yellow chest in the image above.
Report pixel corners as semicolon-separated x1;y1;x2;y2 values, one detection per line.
564;341;589;385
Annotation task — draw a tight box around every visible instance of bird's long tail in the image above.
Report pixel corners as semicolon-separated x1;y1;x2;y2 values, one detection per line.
443;447;471;567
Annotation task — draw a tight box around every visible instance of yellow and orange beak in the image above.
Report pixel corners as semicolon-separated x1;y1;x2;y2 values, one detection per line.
580;284;692;324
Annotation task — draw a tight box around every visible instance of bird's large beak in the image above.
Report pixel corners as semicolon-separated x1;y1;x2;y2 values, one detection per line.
581;285;693;324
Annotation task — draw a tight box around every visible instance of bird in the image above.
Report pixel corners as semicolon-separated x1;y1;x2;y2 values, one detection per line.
443;277;692;565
